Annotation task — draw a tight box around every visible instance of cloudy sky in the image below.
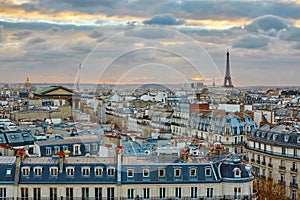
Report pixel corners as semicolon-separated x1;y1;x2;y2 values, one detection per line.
1;0;300;87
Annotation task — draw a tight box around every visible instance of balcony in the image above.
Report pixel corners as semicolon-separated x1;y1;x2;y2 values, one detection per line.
290;168;298;173
278;180;286;185
279;166;286;170
262;161;266;165
290;182;298;189
244;157;249;162
268;163;273;168
251;158;255;162
256;160;261;164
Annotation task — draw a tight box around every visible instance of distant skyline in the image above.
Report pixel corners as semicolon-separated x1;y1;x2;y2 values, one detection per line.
1;0;300;86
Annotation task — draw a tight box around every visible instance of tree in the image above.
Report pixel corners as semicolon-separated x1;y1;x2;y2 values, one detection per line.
254;177;287;200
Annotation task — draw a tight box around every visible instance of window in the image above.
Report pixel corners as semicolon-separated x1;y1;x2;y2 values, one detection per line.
158;169;165;177
49;188;57;200
62;146;68;151
175;187;182;199
66;167;74;176
95;167;103;176
280;173;285;182
282;147;286;155
205;168;211;177
127;188;134;199
21;188;28;200
53;146;60;154
190;168;196;177
33;188;41;200
92;143;98;151
234;187;241;200
206;188;213;198
46;147;52;156
143;169;149;177
85;144;90;152
82;187;89;200
95;188;102;200
159;187;166;199
292;162;297;170
0;188;6;199
73;144;81;155
292;176;296;184
66;188;73;200
6;169;12;176
107;167;115;176
50;167;58;176
107;187;114;200
292;190;297;200
174;169;181;177
191;187;197;199
34;167;42;176
22;167;30;176
82;167;90;176
280;160;285;167
127;169;134;178
143;188;150;199
233;168;241;178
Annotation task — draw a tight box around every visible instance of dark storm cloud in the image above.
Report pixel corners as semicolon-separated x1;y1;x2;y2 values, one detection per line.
143;14;184;25
164;1;300;20
279;27;300;42
11;30;33;40
294;42;300;50
245;15;289;34
232;35;270;49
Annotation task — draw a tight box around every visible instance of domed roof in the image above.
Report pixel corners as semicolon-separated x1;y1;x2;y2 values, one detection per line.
24;77;31;88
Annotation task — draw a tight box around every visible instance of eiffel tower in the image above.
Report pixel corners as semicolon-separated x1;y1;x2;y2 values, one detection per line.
223;50;234;88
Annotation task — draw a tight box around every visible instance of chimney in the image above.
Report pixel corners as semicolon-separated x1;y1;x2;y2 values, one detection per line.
181;146;189;163
116;146;124;185
59;151;65;173
14;148;26;184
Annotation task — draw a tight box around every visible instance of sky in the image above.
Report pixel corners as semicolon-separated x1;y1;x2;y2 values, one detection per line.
1;0;300;87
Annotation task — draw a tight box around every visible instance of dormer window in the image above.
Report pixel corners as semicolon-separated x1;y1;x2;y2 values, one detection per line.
174;169;181;178
267;133;272;140
284;135;290;142
34;167;42;176
95;167;103;176
22;167;30;176
297;136;300;144
82;167;90;176
233;168;241;178
158;169;165;178
66;167;74;176
50;167;58;176
127;169;134;178
143;169;149;178
205;168;211;177
107;167;115;176
273;134;278;141
190;168;197;177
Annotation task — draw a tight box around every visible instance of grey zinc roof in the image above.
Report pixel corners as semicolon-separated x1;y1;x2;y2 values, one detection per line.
36;135;101;146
